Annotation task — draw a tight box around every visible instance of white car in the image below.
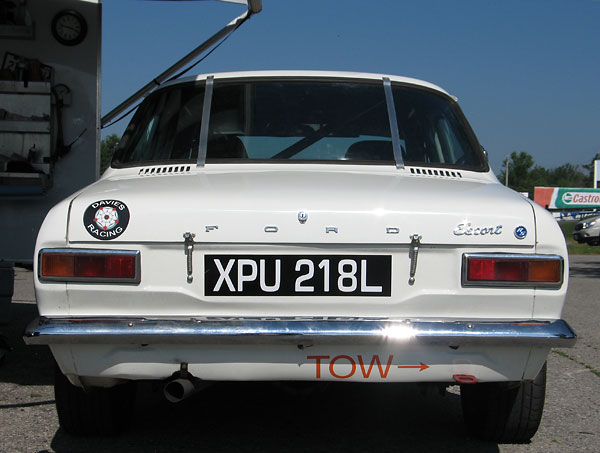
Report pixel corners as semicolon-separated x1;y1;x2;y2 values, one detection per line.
573;214;600;246
25;71;576;441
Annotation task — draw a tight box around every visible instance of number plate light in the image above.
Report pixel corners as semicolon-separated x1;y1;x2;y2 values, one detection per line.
39;249;140;283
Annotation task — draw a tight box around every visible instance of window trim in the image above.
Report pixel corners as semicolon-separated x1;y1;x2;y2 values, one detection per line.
383;77;404;169
196;75;214;167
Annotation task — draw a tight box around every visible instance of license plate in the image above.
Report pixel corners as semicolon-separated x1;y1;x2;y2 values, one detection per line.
204;255;391;296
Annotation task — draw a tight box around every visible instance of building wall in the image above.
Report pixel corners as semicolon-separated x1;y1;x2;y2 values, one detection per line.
0;0;101;263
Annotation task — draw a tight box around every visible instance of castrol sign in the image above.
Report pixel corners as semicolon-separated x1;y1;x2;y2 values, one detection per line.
535;187;600;209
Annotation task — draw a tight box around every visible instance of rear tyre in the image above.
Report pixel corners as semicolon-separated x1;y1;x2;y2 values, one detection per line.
460;362;546;443
54;365;136;436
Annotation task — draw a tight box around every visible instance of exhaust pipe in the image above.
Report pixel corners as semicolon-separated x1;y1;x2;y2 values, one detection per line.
164;378;198;403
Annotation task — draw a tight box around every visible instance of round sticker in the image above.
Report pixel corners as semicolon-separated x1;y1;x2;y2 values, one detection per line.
83;200;130;240
514;226;528;240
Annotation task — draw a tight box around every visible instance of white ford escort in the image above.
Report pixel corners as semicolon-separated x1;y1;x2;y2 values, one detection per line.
25;71;576;441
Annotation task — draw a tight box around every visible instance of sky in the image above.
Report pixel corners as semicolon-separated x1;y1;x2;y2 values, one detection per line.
101;0;600;175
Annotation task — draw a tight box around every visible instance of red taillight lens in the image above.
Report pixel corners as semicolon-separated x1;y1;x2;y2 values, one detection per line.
40;250;139;282
464;255;562;286
73;255;136;279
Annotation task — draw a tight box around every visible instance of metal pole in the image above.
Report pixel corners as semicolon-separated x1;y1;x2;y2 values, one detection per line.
101;9;254;128
505;154;509;186
594;159;599;189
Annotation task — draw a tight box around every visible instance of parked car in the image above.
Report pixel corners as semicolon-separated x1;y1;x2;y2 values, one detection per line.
24;71;576;441
573;215;600;246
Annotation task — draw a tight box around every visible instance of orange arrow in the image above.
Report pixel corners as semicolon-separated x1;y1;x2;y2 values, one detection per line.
397;362;429;372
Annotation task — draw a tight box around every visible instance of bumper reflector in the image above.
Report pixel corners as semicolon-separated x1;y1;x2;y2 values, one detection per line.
463;254;562;288
453;374;478;384
39;249;140;283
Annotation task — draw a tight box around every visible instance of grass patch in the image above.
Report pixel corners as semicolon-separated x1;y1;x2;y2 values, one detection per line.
558;220;600;255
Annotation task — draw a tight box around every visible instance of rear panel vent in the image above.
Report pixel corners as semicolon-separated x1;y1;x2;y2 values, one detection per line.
408;167;462;179
138;165;192;177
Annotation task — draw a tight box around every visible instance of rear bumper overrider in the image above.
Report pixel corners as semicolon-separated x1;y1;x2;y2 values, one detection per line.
24;317;577;347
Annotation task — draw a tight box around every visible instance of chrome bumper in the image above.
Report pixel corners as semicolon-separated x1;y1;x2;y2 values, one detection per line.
23;317;577;347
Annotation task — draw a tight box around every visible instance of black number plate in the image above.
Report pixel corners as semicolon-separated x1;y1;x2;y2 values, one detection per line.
204;255;391;296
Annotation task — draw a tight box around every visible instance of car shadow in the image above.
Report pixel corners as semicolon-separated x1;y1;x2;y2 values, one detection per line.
49;381;501;453
569;259;600;278
0;299;54;387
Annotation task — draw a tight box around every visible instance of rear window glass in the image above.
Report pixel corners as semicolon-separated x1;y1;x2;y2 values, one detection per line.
392;86;481;167
114;83;206;164
113;79;485;170
206;81;392;162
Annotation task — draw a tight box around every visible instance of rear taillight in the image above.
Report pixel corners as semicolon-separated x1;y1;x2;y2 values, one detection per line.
39;249;140;283
462;254;563;288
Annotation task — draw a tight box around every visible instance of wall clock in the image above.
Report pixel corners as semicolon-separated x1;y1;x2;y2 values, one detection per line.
51;10;87;46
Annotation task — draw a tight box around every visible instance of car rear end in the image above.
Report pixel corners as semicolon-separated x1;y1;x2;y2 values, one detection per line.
28;169;573;382
24;72;576;440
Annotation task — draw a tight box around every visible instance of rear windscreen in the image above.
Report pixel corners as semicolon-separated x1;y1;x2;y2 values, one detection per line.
112;79;486;170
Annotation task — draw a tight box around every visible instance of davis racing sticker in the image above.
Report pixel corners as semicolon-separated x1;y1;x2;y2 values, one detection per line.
83;200;130;240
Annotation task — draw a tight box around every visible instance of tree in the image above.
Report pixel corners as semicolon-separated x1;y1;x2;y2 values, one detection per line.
497;151;590;196
100;134;120;174
547;163;589;188
583;152;600;186
497;151;538;194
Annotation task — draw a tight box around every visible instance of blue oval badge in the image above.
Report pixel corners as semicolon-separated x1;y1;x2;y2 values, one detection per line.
514;226;528;240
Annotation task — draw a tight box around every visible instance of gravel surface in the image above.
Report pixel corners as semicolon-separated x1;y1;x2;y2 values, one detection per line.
0;256;598;453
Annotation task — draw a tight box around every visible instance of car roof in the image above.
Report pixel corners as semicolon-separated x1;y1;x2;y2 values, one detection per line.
159;70;453;98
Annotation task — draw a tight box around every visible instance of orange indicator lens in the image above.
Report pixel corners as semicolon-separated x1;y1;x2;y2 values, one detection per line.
41;253;74;278
528;260;561;282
